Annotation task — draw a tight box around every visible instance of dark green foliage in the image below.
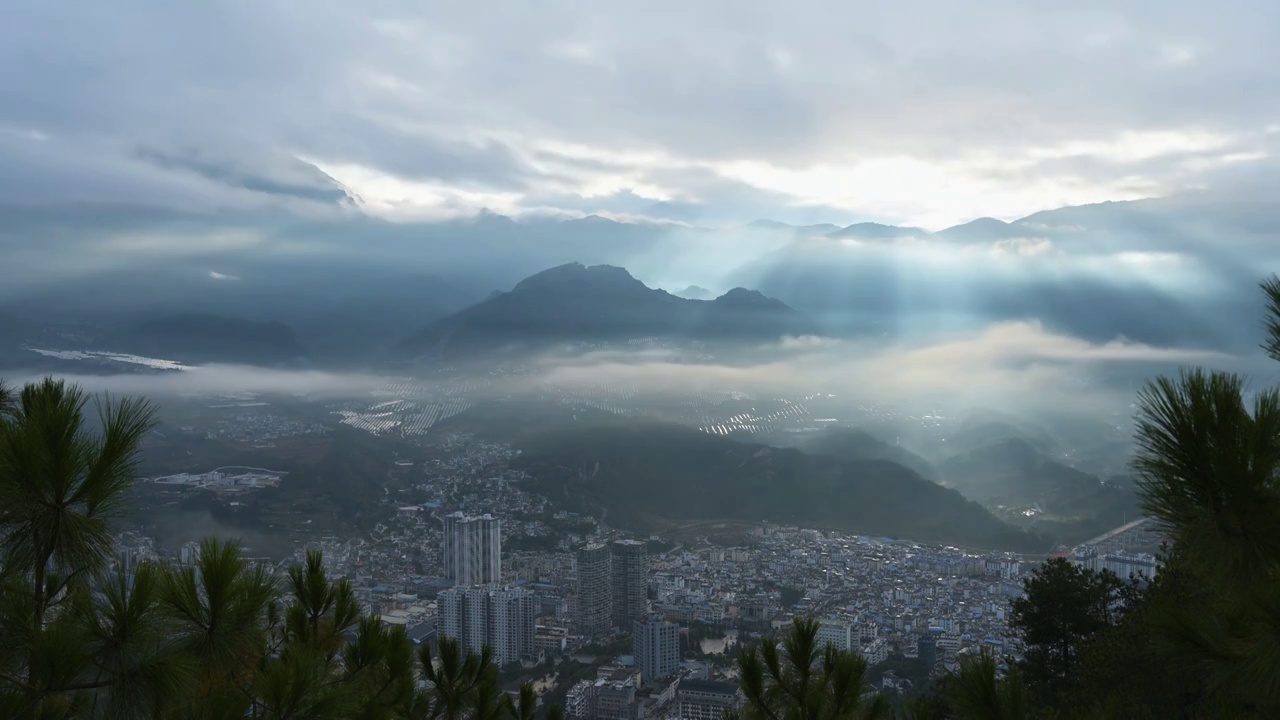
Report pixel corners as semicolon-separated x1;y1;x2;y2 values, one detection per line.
446;404;1043;550
733;618;890;720
0;377;561;720
937;437;1139;544
1133;370;1280;579
943;653;1027;720
993;278;1280;719
773;427;939;483
1008;559;1129;706
1121;279;1280;714
1263;275;1280;363
866;654;929;692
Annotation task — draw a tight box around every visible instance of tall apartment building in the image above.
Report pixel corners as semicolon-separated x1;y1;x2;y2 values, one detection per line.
611;539;647;630
577;543;613;636
437;585;535;665
442;512;501;586
633;615;680;684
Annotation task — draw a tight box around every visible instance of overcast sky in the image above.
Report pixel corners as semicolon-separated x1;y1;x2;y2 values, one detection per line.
3;0;1278;228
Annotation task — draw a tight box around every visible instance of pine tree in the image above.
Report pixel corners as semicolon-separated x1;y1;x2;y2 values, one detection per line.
733;617;889;720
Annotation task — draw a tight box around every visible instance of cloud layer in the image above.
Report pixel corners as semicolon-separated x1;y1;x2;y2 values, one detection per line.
6;321;1252;418
529;321;1246;415
3;0;1280;226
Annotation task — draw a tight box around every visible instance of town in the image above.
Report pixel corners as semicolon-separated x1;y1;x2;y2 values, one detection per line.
114;431;1161;720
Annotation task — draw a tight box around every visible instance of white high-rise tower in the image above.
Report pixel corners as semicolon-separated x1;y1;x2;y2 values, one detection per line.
437;585;535;665
442;512;501;586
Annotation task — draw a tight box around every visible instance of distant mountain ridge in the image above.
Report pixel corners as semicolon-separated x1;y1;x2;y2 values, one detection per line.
399;263;810;358
439;402;1044;551
119;314;309;365
769;427;941;482
5;192;1272;364
826;222;929;240
674;285;712;300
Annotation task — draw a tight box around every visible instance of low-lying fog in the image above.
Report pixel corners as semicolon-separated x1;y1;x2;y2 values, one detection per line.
7;319;1271;425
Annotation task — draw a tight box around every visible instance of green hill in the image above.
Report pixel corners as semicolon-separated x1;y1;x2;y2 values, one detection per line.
937;436;1139;544
441;403;1044;551
121;314;309;365
770;426;940;482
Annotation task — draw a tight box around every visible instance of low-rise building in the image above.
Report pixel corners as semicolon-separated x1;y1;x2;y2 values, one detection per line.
677;679;742;720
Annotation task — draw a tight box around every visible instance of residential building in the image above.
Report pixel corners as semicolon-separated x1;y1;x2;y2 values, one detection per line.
595;672;644;720
611;539;647;629
567;669;645;720
860;637;889;666
577;543;612;636
816;618;855;652
677;679;742;720
442;512;502;586
1102;551;1159;579
633;615;679;684
437;585;535;665
918;629;940;671
565;680;595;719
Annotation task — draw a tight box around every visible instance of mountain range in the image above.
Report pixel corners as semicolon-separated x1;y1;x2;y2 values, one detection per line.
745;420;1138;546
399;263;807;358
2;192;1275;365
119;314;310;365
438;402;1045;550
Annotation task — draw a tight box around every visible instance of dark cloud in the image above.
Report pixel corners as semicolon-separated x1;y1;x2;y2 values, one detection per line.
2;0;1279;225
134;147;357;205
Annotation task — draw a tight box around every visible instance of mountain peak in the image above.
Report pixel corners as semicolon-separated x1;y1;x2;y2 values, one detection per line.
567;214;620;226
675;285;712;300
468;209;518;227
827;222;928;240
713;287;791;312
511;263;646;295
937;216;1024;241
747;219;794;230
945;216;1008;231
400;264;813;357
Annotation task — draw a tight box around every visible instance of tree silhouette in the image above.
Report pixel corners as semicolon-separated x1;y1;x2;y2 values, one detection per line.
1008;558;1128;706
943;652;1027;720
733;617;889;720
1127;280;1280;714
0;378;159;717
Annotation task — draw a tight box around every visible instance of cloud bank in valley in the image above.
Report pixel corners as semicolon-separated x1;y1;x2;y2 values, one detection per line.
5;319;1255;416
527;321;1248;415
3;364;388;400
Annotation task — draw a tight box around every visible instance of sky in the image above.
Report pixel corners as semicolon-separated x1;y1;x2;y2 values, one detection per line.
3;0;1279;229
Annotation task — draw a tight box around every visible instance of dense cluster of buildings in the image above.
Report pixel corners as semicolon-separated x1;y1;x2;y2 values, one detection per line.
435;511;541;665
438;584;537;665
574;540;649;635
151;467;285;492
184;412;329;445
117;429;1164;719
